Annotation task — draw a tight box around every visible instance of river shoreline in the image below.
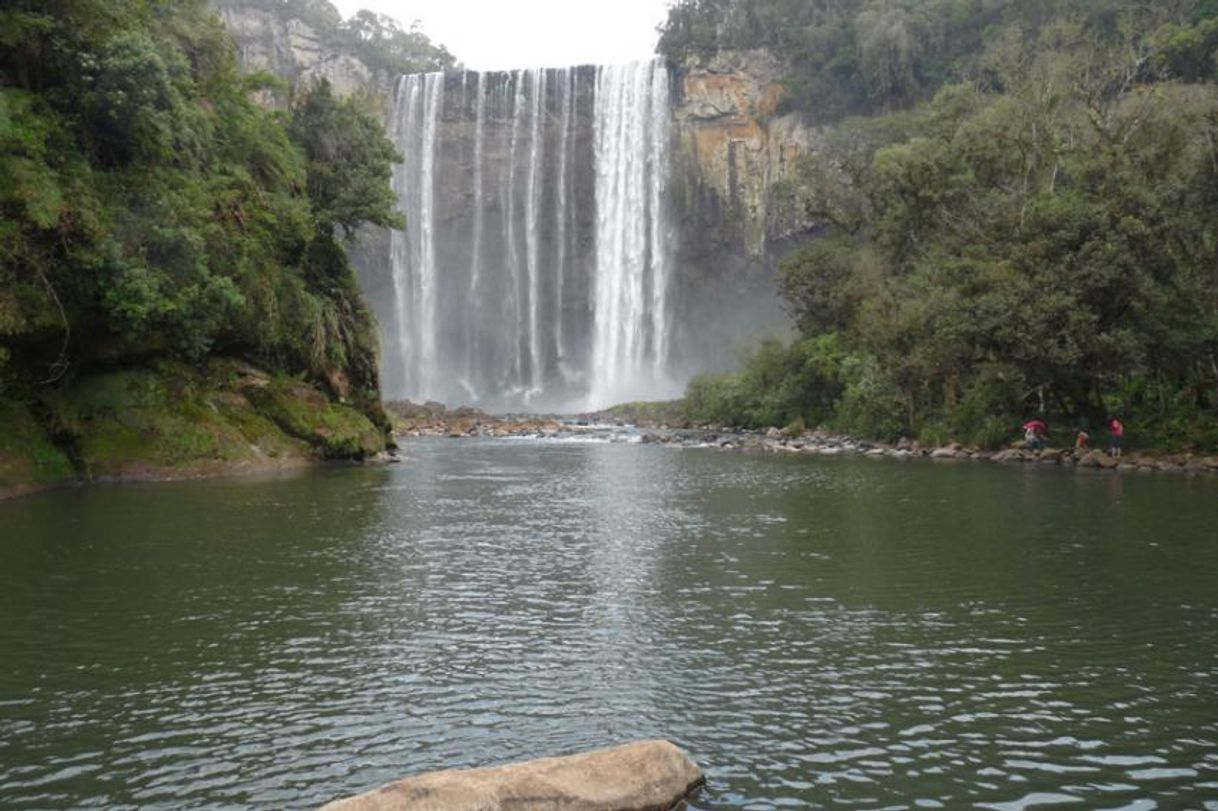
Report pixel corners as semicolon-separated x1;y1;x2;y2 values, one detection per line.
6;403;1215;503
389;402;1218;478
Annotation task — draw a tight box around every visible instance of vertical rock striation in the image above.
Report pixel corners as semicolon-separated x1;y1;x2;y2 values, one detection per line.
672;49;820;260
664;50;825;373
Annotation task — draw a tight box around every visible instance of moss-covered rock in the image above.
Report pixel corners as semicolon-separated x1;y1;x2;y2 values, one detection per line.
244;376;386;459
30;359;387;485
43;365;276;479
2;358;389;496
0;399;75;497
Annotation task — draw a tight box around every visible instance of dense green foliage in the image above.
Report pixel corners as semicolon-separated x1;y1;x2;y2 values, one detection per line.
668;1;1218;450
661;0;1218;120
0;0;403;413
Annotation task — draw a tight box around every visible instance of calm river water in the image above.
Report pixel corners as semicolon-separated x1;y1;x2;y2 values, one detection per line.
2;438;1218;810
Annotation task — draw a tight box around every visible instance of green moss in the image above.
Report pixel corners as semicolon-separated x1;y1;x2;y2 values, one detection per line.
0;399;75;490
4;361;384;490
43;367;258;476
208;390;313;460
596;400;689;425
246;377;385;459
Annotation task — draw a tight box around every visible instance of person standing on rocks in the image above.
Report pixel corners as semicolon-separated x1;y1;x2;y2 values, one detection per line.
1023;419;1047;451
1108;417;1125;458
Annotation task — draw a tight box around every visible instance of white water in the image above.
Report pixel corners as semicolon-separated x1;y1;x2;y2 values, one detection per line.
525;67;545;399
553;68;573;375
464;71;486;395
386;59;675;410
505;70;525;391
589;60;674;408
388;73;444;399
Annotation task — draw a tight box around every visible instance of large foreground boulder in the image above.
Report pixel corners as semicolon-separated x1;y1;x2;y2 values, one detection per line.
319;740;705;811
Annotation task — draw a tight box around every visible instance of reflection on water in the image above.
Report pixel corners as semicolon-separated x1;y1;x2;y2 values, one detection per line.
2;441;1218;810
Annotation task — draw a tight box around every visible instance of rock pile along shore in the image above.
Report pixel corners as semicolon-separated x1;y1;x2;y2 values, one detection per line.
386;401;1218;478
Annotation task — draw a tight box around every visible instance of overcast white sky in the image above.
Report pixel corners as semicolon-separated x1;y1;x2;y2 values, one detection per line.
330;0;674;70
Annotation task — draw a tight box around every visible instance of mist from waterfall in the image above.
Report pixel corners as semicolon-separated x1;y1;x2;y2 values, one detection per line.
384;59;676;412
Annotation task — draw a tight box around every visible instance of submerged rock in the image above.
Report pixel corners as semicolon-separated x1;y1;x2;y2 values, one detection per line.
319;740;704;811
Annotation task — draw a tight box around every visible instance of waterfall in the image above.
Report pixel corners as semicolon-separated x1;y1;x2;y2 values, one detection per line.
525;67;545;399
464;71;486;394
553;67;573;377
385;59;675;411
505;70;525;391
590;60;673;407
387;72;443;400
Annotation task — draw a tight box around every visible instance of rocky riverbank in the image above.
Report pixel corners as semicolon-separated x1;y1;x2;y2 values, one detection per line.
387;401;1218;477
698;430;1218;476
387;401;569;438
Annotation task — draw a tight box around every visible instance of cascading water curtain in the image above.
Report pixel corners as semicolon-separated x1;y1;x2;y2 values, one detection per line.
388;72;443;402
590;58;673;409
385;58;674;410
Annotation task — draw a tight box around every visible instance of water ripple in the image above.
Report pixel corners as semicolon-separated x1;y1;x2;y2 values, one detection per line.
1;442;1216;809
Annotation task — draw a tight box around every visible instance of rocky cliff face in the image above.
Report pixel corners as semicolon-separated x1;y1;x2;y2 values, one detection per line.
673;49;821;260
215;5;391;107
667;49;824;364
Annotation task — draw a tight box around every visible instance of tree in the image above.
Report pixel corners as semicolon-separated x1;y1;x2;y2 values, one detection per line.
0;0;402;411
290;80;403;240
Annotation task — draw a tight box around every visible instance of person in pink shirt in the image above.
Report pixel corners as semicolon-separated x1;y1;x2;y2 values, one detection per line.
1108;417;1125;458
1023;418;1048;451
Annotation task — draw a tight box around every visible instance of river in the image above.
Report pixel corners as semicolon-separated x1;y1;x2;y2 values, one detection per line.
2;438;1217;809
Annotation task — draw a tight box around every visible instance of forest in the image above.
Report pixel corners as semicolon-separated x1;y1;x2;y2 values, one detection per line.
0;1;453;488
662;0;1218;450
0;0;419;401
